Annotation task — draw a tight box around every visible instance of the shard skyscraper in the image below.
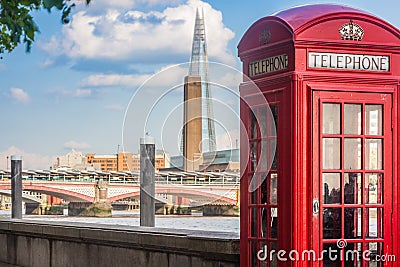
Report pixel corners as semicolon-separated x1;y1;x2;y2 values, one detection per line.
182;8;216;171
188;8;216;153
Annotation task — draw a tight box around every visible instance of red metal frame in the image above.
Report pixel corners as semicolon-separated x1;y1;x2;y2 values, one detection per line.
312;91;393;266
239;4;400;267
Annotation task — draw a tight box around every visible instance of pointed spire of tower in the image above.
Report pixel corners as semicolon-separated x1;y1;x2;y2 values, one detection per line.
186;8;216;153
189;8;206;76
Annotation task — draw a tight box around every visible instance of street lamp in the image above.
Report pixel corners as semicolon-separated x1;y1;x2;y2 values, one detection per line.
6;156;9;170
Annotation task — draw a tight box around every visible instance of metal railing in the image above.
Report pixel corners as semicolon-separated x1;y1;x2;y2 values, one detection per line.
0;171;240;186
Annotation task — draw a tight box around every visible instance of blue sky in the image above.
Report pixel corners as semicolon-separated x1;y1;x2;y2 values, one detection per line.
0;0;398;169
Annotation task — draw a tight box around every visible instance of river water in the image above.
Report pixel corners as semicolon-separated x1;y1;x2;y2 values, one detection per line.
0;210;240;233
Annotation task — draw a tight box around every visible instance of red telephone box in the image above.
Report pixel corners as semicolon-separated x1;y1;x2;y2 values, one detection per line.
238;4;400;266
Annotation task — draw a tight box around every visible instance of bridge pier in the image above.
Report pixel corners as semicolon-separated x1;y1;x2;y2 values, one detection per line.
128;201;139;210
25;203;64;215
68;202;111;217
156;204;192;215
68;180;112;217
112;201;139;211
162;205;176;215
202;204;239;216
0;196;5;210
40;194;64;215
40;205;64;215
155;203;166;214
25;203;40;215
23;194;64;215
111;202;129;211
39;193;48;215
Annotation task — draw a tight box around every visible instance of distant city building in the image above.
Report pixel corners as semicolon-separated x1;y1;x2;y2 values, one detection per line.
130;150;170;172
200;148;239;172
53;149;85;169
117;152;135;172
155;149;171;169
164;148;239;172
86;153;118;172
202;148;239;165
86;151;170;172
169;155;184;170
54;149;170;172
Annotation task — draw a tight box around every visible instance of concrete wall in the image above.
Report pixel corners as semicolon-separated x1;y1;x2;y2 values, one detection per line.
0;219;239;267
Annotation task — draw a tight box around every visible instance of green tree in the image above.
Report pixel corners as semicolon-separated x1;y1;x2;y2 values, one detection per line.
0;0;90;54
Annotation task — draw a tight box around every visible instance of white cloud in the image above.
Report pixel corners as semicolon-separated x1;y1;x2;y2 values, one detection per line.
74;88;92;97
64;140;91;150
0;146;53;169
51;88;93;98
42;0;235;65
105;104;126;111
142;0;184;6
80;64;187;89
40;59;54;68
81;73;150;88
10;87;31;104
88;0;183;9
213;72;242;90
90;0;137;9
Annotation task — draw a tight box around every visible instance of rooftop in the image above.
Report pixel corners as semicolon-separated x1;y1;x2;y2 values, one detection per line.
273;4;369;31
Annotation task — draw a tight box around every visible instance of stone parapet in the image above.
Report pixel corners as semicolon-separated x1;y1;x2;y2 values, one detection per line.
0;219;239;267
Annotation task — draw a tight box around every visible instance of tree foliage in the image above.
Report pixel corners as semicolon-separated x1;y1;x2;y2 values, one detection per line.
0;0;90;54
